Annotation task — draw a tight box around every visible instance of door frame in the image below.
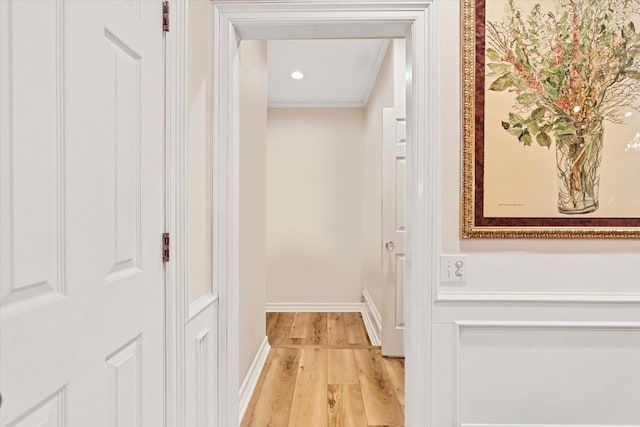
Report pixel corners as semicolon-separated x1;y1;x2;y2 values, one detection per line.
164;1;189;426
166;1;222;426
211;1;440;426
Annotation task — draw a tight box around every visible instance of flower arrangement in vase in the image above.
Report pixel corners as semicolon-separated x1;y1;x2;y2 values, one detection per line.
486;0;640;214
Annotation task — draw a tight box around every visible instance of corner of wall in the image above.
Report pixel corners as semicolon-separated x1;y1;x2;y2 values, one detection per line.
238;39;268;384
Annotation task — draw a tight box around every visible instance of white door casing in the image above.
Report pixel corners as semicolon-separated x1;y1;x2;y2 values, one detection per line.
1;1;165;426
164;1;221;426
211;2;438;426
184;0;220;425
213;9;242;424
382;107;407;357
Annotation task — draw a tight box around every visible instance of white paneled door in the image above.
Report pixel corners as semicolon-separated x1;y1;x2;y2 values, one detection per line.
1;1;165;426
382;107;406;357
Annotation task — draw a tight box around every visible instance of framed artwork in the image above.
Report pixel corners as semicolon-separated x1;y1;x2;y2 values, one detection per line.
461;0;640;238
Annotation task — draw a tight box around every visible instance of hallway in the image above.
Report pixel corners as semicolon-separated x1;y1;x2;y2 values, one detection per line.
241;312;405;426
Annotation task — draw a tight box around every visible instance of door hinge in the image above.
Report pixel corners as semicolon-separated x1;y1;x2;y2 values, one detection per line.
162;232;170;263
162;1;169;32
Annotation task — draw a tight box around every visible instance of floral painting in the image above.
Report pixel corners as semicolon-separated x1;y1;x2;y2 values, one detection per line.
462;0;640;238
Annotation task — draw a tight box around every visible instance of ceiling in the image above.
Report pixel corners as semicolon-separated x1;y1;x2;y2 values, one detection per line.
267;39;389;108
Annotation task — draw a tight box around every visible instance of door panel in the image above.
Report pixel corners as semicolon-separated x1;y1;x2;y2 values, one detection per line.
104;28;143;282
382;107;406;357
0;1;165;426
0;0;64;311
106;337;142;427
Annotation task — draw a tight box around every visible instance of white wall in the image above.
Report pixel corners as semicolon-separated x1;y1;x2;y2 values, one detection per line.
361;41;400;311
266;108;365;303
432;2;640;425
238;40;268;381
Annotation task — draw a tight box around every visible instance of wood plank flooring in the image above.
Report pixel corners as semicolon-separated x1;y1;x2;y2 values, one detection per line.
241;312;405;427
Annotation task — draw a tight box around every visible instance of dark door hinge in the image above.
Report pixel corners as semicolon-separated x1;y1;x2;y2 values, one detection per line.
162;232;170;263
162;1;169;32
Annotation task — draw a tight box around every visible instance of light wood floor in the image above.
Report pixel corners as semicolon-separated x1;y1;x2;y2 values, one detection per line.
241;312;405;427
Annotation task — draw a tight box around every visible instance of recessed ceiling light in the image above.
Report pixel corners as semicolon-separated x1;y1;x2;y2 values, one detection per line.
291;71;304;80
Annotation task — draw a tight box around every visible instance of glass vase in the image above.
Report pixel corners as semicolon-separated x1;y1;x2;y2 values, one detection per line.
555;119;604;214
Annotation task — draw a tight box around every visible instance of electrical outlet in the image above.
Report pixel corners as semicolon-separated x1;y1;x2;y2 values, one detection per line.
440;255;468;283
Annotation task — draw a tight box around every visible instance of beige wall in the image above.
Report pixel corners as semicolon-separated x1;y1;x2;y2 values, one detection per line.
361;43;395;310
187;0;213;303
239;40;268;381
266;108;365;303
439;1;640;292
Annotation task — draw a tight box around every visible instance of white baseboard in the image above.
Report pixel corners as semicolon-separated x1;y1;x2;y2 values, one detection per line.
238;336;271;423
265;302;365;312
265;301;382;347
462;424;639;427
361;288;382;346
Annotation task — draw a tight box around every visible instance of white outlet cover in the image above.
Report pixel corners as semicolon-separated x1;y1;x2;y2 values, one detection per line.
440;255;468;284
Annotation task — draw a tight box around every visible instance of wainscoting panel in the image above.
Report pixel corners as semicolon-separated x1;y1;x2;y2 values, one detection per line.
186;297;219;427
433;322;640;427
460;324;640;425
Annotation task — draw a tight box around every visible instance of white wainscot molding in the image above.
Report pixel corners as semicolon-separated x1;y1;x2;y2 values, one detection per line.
451;321;640;427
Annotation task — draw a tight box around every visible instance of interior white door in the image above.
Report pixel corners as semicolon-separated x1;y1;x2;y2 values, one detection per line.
381;106;406;357
0;1;165;426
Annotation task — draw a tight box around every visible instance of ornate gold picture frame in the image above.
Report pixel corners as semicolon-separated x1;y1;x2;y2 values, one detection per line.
461;0;640;239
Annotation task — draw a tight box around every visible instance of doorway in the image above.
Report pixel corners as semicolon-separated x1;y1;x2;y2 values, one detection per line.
211;2;439;426
238;37;406;424
258;37;406;354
